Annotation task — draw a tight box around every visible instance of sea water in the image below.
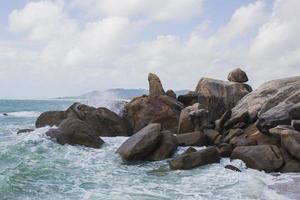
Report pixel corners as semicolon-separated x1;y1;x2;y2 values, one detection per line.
0;99;299;200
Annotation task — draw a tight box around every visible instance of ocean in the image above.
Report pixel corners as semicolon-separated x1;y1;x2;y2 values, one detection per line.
0;99;299;200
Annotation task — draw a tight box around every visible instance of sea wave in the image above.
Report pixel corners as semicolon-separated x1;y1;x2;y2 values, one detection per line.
4;111;41;118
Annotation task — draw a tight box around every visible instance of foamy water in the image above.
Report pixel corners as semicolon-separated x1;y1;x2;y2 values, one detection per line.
0;99;298;200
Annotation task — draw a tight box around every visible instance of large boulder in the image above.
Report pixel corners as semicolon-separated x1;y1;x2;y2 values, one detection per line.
37;103;132;136
36;111;66;128
46;118;104;148
195;78;250;121
148;131;178;161
66;103;132;136
227;68;248;83
176;131;209;146
177;103;199;134
169;147;220;170
116;123;161;161
281;130;300;160
225;76;300;134
231;145;284;172
124;74;184;133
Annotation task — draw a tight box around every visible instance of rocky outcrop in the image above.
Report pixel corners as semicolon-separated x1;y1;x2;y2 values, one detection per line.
116;123;161;161
124;73;184;133
169;147;220;170
36;111;66;128
46;118;104;148
148;130;178;161
36;103;132;137
225;76;300;133
195;78;250;121
227;68;248;83
231;145;284;172
176;131;209;146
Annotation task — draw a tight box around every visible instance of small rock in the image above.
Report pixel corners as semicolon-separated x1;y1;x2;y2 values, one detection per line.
227;68;249;83
225;165;241;172
3;113;8;116
17;128;34;134
169;147;220;170
183;147;197;154
166;90;176;99
224;129;244;143
217;143;233;157
177;92;198;107
203;129;220;145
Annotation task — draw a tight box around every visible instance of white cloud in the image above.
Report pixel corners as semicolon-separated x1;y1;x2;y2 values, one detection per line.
72;0;203;21
1;0;300;98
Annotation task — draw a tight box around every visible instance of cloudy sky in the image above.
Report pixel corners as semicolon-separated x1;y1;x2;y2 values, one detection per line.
0;0;299;99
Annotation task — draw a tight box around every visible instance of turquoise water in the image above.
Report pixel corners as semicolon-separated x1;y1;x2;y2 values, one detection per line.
0;99;298;200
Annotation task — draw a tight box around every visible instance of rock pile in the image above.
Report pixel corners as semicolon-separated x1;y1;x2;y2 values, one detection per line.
29;68;300;173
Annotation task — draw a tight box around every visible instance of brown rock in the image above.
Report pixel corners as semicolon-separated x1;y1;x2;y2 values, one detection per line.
148;131;178;161
116;123;161;161
227;68;248;83
36;111;66;128
177;91;198;107
203;129;220;145
166;90;176;99
229;136;257;147
224;129;244;143
46;118;105;148
217;143;233;157
169;147;220;170
177;103;199;134
280;147;300;173
176;131;209;147
231;145;284;172
281;130;300;160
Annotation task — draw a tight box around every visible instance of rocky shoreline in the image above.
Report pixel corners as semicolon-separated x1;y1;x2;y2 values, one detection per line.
19;68;300;173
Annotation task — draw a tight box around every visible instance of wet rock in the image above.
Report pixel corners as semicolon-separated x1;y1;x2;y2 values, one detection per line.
166;90;176;99
169;147;220;170
226;76;300;133
225;165;241;172
36;111;66;128
148;131;178;161
116;123;161;161
46;118;105;148
124;74;183;133
281;130;300;160
269;125;295;137
217;143;233;157
292;120;300;131
177;91;198;107
231;145;284;172
17;128;34;134
177;103;199;134
227;68;248;83
66;103;132;136
183;147;197;154
3;113;8;116
195;78;250;121
176;131;209;147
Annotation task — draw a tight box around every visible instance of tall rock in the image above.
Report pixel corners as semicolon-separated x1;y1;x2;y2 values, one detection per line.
124;73;184;133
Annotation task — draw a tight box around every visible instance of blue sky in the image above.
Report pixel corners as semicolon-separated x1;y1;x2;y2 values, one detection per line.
0;0;299;99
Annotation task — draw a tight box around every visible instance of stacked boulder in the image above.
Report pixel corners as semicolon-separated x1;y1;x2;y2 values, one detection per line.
116;123;177;161
123;73;184;133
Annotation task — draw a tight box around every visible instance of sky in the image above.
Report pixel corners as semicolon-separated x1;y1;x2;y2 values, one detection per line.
0;0;299;99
